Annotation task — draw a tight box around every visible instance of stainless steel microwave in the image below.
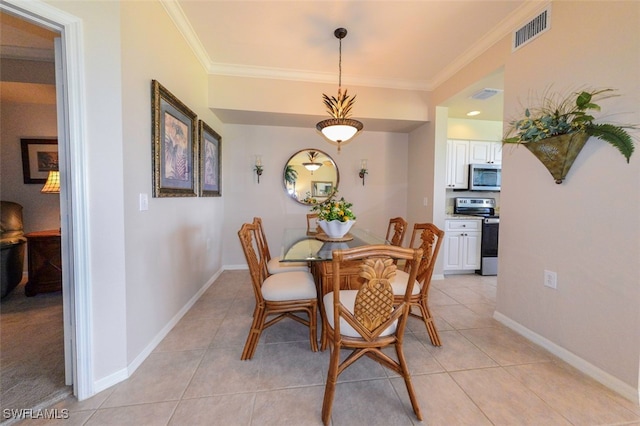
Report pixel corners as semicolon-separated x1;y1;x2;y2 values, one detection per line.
469;163;501;191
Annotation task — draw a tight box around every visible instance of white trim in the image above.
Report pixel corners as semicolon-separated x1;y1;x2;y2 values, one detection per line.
158;0;211;72
494;310;640;404
1;0;93;401
224;264;249;271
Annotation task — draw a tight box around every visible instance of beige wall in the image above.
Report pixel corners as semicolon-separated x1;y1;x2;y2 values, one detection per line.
220;125;410;266
0;102;60;235
120;1;225;366
498;1;640;397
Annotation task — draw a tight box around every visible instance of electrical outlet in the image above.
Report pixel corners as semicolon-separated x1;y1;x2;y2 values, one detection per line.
544;270;557;289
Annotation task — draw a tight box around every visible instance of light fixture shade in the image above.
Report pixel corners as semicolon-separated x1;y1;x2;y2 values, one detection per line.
316;118;363;143
303;162;322;172
41;170;60;194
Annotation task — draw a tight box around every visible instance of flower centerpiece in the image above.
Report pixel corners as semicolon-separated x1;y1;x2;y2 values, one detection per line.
311;195;356;238
503;88;637;183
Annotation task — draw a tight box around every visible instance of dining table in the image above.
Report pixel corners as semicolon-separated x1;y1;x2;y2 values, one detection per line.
280;227;390;350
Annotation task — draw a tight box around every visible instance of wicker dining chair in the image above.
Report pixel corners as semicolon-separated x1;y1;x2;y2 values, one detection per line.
321;244;424;425
253;217;309;274
238;222;318;360
385;217;408;246
391;223;445;346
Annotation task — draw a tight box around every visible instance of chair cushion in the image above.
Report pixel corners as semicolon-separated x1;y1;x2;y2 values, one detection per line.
262;270;316;301
390;270;421;296
323;290;397;338
267;256;309;274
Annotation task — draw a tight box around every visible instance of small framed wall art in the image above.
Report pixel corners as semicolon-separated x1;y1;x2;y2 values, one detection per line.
198;120;222;197
20;138;58;184
151;80;198;197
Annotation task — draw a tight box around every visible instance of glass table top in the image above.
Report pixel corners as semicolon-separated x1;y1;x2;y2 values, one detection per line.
280;228;388;262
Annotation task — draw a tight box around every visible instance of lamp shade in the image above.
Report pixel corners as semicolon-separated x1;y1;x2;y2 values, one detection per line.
41;170;60;194
316;118;363;143
303;162;322;172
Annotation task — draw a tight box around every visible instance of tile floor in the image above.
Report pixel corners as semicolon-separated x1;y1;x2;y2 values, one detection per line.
18;271;640;425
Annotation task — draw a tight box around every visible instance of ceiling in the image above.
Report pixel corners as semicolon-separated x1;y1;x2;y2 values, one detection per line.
1;1;545;123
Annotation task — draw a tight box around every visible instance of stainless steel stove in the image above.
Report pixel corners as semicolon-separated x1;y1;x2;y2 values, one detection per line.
454;197;499;276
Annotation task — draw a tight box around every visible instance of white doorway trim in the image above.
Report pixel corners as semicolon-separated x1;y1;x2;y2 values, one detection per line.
2;0;93;400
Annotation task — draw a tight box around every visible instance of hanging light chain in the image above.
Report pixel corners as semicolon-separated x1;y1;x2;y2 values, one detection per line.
338;36;342;92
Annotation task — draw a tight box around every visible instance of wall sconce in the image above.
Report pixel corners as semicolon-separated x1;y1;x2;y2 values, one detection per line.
254;155;263;183
358;159;368;186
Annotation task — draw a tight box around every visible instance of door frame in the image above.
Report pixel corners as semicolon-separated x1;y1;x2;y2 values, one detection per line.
2;0;93;399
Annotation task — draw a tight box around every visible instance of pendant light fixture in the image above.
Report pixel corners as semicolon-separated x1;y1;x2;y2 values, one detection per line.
316;27;363;152
302;150;323;174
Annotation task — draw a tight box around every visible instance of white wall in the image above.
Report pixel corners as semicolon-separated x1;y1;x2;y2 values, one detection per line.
221;125;409;267
498;1;640;398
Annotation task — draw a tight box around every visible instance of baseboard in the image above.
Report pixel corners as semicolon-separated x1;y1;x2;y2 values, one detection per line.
93;367;128;395
493;310;640;404
432;273;445;280
92;268;223;394
223;264;248;270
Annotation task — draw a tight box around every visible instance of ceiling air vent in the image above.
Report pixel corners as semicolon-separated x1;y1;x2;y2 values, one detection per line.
513;5;551;51
470;88;502;100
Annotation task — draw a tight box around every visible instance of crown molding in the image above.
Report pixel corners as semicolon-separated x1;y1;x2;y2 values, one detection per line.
159;0;211;72
162;0;550;93
207;62;431;91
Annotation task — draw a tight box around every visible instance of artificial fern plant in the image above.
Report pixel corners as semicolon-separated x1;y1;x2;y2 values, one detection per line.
503;88;637;162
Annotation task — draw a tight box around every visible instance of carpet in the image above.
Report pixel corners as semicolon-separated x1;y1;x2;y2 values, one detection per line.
0;281;71;424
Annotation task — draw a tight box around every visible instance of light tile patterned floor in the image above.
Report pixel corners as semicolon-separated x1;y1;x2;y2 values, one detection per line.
20;271;640;425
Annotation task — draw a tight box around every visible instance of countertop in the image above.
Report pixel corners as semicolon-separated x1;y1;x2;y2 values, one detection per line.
445;214;483;220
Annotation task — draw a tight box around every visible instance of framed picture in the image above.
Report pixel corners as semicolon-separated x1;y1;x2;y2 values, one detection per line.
20;139;58;184
198;120;222;197
151;80;198;197
312;181;333;197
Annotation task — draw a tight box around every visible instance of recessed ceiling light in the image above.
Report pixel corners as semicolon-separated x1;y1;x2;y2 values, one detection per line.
467;110;481;116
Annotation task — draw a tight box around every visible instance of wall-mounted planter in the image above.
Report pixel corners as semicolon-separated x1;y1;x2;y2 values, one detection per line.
523;132;590;184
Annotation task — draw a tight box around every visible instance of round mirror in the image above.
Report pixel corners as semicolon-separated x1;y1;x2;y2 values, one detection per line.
283;148;340;205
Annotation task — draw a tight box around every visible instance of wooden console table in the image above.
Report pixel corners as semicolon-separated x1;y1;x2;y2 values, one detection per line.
25;229;62;297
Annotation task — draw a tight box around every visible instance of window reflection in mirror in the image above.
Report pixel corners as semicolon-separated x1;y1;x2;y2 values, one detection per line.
283;149;339;205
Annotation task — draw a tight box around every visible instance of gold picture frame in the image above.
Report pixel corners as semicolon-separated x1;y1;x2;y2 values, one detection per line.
198;120;222;197
151;80;197;197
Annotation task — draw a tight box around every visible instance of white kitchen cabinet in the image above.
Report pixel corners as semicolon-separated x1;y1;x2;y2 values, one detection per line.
443;219;481;271
445;139;469;189
469;141;502;164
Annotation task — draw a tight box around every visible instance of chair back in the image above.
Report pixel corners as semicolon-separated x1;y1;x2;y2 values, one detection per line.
403;223;444;292
330;245;422;341
238;222;268;302
385;217;408;247
252;216;274;273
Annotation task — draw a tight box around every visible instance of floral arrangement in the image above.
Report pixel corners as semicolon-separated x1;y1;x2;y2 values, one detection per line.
503;88;636;162
311;196;356;222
